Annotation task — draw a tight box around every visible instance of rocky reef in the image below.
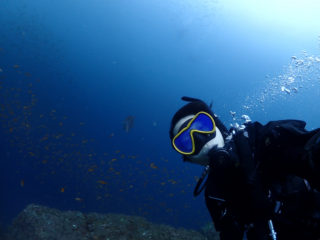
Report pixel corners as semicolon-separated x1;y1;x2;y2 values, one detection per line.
3;204;219;240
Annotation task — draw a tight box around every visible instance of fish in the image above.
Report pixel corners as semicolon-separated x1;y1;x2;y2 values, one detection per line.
150;162;158;169
123;116;134;133
97;180;107;185
168;179;177;184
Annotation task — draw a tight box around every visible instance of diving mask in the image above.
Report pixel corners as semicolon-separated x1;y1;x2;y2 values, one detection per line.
172;111;216;155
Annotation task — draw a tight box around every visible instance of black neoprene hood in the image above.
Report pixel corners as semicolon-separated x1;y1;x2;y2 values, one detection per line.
169;97;229;140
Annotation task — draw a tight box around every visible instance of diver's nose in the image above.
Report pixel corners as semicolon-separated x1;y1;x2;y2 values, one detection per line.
192;132;211;152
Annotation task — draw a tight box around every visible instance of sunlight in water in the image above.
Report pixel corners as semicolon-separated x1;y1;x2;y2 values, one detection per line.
220;0;320;33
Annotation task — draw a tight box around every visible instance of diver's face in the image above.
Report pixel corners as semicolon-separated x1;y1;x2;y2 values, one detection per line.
185;127;225;166
173;114;225;166
172;114;213;155
180;132;214;166
185;152;210;166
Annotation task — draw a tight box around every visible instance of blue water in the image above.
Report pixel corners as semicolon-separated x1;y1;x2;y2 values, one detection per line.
1;0;320;230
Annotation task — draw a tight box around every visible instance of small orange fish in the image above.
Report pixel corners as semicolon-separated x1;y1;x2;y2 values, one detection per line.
60;187;65;193
13;64;20;69
150;163;158;169
55;134;63;139
168;179;177;184
97;180;107;185
74;197;83;202
40;135;48;142
20;180;24;187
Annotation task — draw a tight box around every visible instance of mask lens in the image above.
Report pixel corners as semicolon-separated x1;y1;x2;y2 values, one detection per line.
172;112;215;155
174;130;193;153
191;113;214;131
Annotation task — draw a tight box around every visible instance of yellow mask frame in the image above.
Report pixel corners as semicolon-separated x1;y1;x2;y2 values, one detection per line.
172;111;216;155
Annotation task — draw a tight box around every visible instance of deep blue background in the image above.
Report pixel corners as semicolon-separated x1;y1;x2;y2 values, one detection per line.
1;0;320;230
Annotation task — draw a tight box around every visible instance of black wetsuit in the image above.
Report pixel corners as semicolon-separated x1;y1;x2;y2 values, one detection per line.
205;120;320;239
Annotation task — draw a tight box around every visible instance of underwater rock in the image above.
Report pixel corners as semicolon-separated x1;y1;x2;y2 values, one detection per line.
0;224;5;240
200;222;220;240
5;204;214;240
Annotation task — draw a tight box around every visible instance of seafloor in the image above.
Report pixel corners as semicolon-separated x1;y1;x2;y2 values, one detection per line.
1;204;219;240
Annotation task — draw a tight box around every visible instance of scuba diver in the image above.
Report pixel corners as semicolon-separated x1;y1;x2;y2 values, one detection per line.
169;96;320;240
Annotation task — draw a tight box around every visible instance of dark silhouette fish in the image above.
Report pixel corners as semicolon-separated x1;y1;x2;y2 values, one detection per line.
123;116;134;133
